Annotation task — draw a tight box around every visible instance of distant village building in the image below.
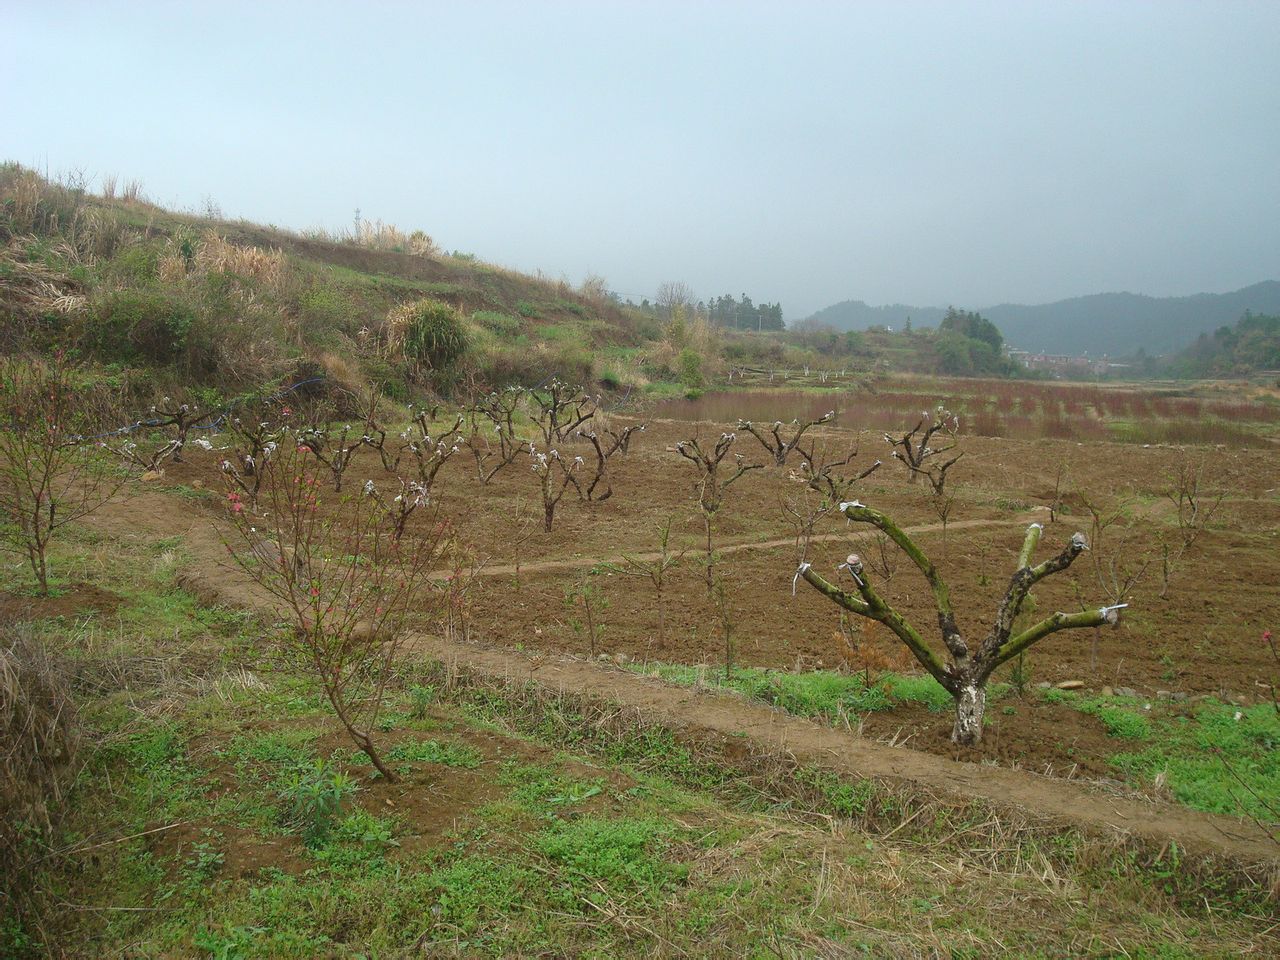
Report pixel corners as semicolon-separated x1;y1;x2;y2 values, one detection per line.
1008;349;1131;377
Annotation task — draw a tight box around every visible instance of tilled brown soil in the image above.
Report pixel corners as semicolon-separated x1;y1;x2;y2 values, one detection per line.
0;581;121;622
150;418;1280;698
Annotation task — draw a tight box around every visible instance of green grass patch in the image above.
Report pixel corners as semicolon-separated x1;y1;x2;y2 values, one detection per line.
221;728;322;769
496;761;607;815
385;738;483;769
533;815;685;905
1108;701;1279;821
634;663;953;721
1043;688;1278;821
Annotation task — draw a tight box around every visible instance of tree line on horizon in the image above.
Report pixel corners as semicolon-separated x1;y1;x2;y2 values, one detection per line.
628;285;785;332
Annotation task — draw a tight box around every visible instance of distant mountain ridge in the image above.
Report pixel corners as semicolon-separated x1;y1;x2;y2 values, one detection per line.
802;281;1280;356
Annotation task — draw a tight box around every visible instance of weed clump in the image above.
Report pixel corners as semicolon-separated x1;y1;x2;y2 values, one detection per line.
389;298;469;371
278;760;356;843
0;625;81;930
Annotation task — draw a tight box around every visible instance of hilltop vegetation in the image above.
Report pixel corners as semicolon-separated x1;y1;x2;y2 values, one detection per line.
1165;311;1280;378
806;282;1280;357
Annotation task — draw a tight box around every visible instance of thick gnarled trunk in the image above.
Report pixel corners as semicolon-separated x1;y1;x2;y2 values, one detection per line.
951;681;986;746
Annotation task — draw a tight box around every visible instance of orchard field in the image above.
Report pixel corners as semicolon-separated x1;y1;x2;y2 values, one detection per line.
4;372;1279;957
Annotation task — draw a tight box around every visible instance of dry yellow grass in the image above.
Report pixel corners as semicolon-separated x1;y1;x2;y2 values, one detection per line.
384;300;417;358
304;219;439;257
0;237;88;319
5;169;43;233
156;230;288;294
315;350;365;394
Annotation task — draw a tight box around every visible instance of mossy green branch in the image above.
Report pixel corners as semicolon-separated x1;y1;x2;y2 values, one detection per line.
839;502;964;656
993;606;1119;669
985;527;1090;659
1015;522;1043;569
799;563;952;690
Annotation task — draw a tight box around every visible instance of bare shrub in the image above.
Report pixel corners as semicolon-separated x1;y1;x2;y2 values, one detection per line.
579;273;610;304
611;517;687;650
1157;459;1224;599
676;432;761;591
655;280;696;318
1079;494;1153;673
222;443;446;781
0;353;123;594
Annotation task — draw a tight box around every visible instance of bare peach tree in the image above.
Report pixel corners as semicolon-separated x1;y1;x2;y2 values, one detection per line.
146;396;211;463
797;504;1125;745
528;378;597;445
783;438;882;551
887;407;964;546
602;420;645;455
220;412;285;506
354;388;406;473
364;477;429;541
399;409;465;495
465;387;527;484
222;442;445;781
110;431;184;474
0;354;123;595
676;433;761;590
530;443;582;532
572;422;644;502
884;406;961;485
736;410;834;466
296;421;370;492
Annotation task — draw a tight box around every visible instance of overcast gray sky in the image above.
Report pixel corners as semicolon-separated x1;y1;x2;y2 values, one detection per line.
6;1;1278;318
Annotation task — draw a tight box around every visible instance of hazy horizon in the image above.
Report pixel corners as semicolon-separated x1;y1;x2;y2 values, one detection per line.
6;1;1278;318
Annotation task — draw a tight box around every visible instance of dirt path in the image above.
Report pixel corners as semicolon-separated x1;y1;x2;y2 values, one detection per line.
84;488;1280;869
400;631;1279;866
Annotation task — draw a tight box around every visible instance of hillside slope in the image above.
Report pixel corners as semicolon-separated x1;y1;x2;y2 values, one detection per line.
1;163;1045;400
0;163;662;401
